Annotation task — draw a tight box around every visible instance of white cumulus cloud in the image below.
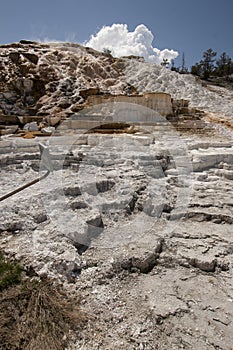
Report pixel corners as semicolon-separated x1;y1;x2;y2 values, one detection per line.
85;24;179;64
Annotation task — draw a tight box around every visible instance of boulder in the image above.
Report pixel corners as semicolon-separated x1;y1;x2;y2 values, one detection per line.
23;121;39;132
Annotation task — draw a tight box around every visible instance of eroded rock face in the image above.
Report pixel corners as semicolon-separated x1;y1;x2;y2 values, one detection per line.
86;92;173;117
0;41;137;123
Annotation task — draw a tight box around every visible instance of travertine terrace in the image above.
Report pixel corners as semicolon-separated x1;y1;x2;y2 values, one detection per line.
0;41;233;349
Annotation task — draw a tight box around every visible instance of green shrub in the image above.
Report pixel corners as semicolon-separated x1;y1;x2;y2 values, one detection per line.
0;252;21;291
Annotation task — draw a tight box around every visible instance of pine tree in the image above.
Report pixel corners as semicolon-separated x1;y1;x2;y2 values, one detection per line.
200;48;217;79
191;62;202;76
215;52;233;77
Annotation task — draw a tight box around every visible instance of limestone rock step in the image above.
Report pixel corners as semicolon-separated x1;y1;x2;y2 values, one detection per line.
191;147;233;171
0;124;18;135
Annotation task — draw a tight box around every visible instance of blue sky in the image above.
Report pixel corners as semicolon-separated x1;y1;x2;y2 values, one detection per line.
1;0;232;68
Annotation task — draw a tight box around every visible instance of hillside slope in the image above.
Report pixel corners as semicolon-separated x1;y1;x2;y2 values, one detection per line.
0;41;233;350
0;40;233;122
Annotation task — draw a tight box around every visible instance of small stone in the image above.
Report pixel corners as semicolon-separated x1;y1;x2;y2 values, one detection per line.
23;121;38;132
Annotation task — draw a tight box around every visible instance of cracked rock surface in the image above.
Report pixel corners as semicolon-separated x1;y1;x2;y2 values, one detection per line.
1;115;233;349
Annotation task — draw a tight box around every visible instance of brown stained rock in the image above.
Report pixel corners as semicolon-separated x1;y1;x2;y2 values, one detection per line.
44;115;62;127
57;98;71;109
70;103;83;113
79;87;100;99
18;115;44;125
22;52;39;65
18;130;52;138
31;79;46;101
9;52;20;63
0;114;19;125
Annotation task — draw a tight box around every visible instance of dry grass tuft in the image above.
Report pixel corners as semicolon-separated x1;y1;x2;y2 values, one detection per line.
0;276;86;350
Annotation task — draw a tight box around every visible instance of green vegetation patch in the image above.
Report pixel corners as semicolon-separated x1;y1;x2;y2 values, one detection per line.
0;252;21;291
